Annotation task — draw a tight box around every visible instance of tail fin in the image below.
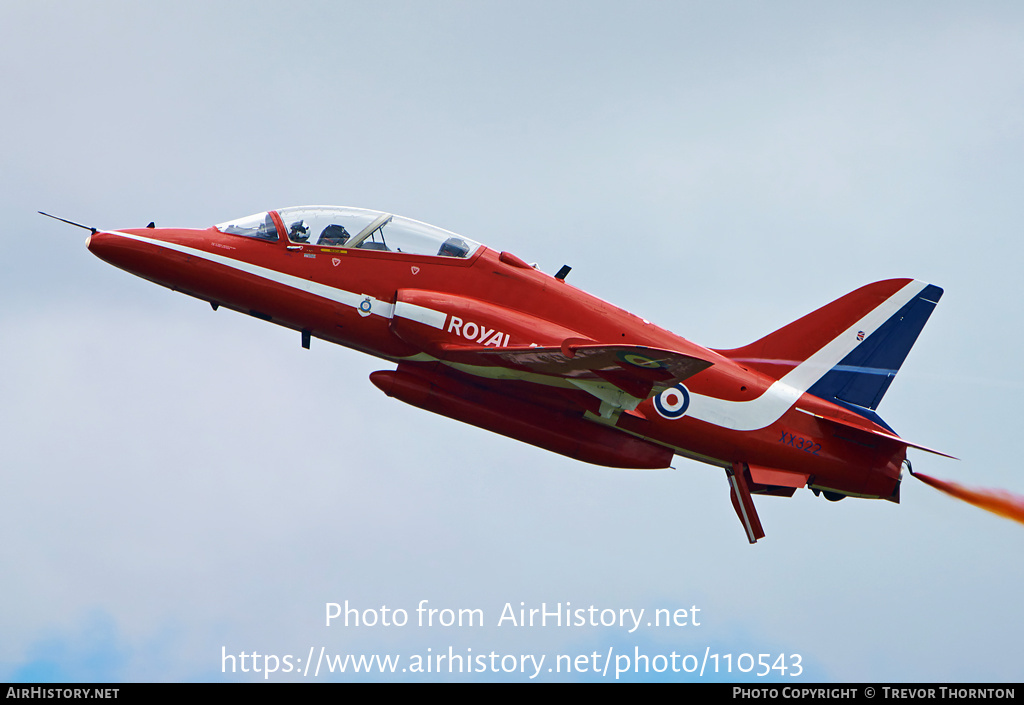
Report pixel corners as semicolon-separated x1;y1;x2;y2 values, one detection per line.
715;279;943;428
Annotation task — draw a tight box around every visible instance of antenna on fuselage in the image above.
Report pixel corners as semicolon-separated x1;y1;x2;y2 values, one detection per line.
38;211;97;235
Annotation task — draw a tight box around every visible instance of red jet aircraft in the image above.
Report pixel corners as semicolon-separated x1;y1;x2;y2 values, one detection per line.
52;206;949;542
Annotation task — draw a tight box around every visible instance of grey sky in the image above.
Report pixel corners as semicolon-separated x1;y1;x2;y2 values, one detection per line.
2;1;1022;682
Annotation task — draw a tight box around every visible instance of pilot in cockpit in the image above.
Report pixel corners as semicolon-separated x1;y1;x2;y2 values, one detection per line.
438;236;470;258
288;220;311;242
317;224;351;246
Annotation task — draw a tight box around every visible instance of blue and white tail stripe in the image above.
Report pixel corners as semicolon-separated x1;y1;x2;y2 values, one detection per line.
681;280;933;432
807;283;943;428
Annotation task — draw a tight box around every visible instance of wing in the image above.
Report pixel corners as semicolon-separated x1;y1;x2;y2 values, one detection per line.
434;341;713;417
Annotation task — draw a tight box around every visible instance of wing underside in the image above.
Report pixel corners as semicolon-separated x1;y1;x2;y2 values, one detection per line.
434;343;713;417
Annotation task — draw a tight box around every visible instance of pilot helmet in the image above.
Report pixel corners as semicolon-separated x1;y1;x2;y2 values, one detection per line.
438;237;469;258
289;220;310;242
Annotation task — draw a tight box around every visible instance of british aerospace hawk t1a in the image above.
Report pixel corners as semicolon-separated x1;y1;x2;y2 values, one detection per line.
46;206;948;543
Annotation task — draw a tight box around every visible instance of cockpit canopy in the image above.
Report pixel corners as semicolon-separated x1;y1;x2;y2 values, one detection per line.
215;206;481;259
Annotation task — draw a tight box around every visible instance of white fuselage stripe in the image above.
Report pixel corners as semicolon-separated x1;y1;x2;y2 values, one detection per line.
393;300;447;330
105;230;397;319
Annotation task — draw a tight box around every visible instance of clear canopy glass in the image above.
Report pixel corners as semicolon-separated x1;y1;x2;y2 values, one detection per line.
214;211;278;241
217;206;480;259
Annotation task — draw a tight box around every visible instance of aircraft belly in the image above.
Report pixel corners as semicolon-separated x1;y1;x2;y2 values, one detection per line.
372;365;673;469
625;403;898;496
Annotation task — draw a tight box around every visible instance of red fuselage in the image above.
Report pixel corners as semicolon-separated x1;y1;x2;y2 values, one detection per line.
83;207;938;541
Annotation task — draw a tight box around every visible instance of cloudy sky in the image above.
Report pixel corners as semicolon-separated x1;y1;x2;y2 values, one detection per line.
2;0;1022;682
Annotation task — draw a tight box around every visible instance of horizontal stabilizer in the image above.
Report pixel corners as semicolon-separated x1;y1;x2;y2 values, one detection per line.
797;408;957;460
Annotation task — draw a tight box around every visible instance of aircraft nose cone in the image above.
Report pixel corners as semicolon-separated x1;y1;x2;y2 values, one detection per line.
85;227;200;293
85;229;154;276
85;230;119;263
85;230;103;254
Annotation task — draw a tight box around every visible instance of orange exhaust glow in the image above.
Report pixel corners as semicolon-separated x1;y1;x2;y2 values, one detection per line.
913;472;1024;526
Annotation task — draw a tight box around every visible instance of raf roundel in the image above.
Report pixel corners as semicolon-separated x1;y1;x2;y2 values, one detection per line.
654;383;691;420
